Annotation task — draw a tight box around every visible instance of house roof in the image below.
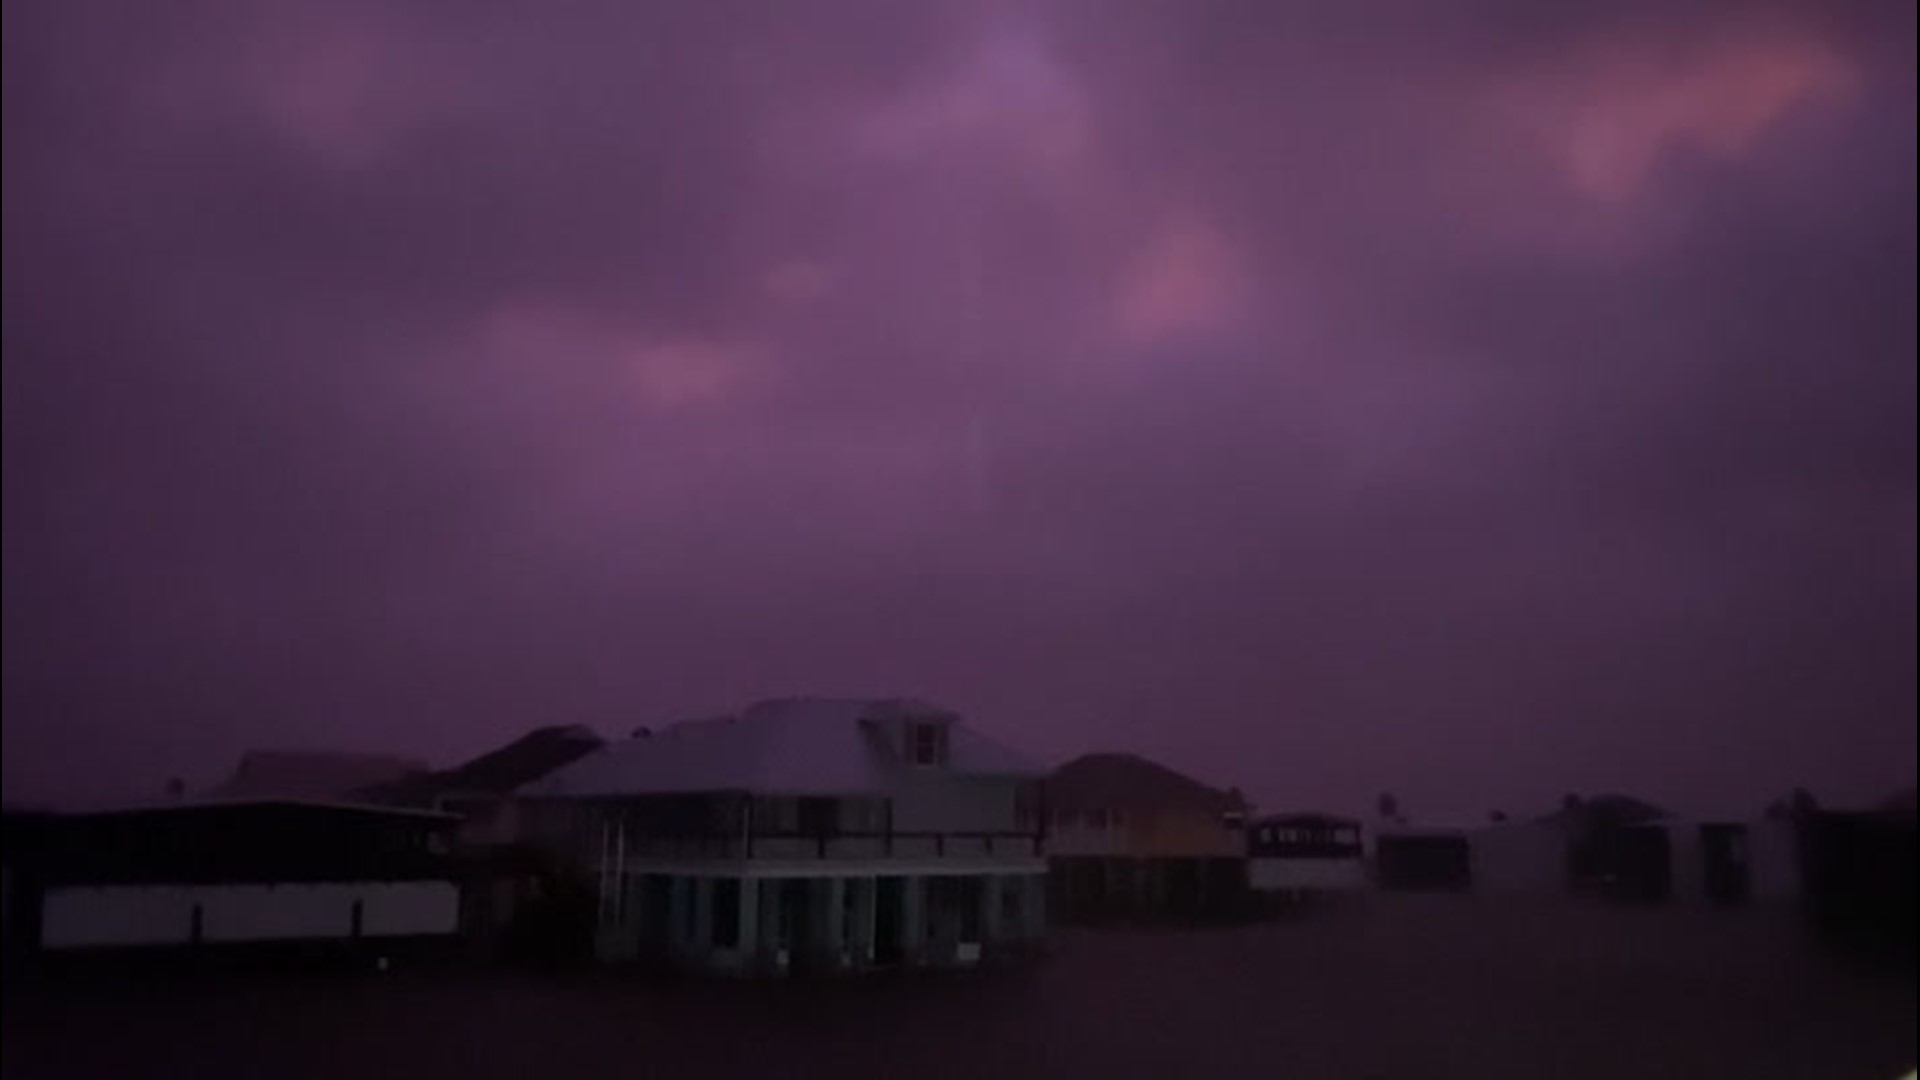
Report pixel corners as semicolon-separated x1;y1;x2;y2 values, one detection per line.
205;750;427;802
45;798;460;824
1537;793;1670;828
1045;753;1244;815
365;725;605;805
523;698;1042;798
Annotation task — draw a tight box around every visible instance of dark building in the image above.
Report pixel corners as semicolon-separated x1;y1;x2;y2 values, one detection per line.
1799;793;1917;970
14;800;460;961
1550;794;1675;903
359;724;607;958
1375;830;1474;892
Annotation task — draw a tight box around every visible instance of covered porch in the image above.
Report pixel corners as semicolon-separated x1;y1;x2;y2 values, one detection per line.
596;868;1046;975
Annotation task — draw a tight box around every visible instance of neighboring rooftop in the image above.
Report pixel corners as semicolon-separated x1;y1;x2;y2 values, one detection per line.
1537;793;1671;828
41;798;460;823
524;698;1040;798
204;750;427;802
1045;752;1245;816
365;724;605;806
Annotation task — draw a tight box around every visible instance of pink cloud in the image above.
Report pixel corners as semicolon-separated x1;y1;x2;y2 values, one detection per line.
1111;214;1250;347
479;301;756;411
1513;28;1859;201
851;27;1091;180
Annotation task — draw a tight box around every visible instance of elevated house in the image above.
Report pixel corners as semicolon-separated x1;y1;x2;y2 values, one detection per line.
517;698;1047;975
1044;753;1248;923
1246;813;1367;903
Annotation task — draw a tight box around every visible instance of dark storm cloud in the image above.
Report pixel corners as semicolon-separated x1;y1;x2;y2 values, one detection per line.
4;0;1912;816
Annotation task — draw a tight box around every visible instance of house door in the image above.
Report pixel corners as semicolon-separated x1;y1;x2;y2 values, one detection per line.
873;877;904;965
780;879;817;974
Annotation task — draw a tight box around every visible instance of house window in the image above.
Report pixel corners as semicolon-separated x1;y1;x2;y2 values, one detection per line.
1087;809;1110;830
911;722;947;766
840;798;884;834
1055;810;1081;830
712;878;741;948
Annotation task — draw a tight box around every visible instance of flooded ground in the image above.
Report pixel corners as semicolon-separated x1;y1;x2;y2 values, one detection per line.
6;896;1914;1079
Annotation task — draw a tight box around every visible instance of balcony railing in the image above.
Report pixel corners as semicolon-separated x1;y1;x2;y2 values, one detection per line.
615;829;1045;862
1248;841;1365;860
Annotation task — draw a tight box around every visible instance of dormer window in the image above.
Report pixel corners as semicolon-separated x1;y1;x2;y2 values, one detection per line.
910;722;948;767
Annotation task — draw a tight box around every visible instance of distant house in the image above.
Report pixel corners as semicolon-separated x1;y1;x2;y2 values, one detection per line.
206;750;427;803
1246;813;1367;901
1465;794;1811;909
517;698;1047;975
23;800;460;958
1549;794;1675;902
365;725;605;847
1043;752;1248;923
360;725;607;956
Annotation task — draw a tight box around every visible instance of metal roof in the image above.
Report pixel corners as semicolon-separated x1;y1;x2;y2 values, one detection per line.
523;698;1040;798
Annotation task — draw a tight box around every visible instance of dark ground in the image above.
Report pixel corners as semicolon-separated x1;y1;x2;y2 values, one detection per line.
5;897;1914;1080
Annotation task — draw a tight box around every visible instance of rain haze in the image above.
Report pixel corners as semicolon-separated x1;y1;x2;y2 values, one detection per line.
4;0;1915;819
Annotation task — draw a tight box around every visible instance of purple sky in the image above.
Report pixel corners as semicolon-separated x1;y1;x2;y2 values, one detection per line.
4;1;1914;818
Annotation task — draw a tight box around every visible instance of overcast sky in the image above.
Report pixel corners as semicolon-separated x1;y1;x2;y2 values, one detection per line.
5;0;1914;818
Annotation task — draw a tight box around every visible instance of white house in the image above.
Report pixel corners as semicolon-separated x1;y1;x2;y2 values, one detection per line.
518;698;1048;975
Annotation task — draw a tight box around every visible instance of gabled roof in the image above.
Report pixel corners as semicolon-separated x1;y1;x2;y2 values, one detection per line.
1045;753;1244;815
524;698;1040;798
365;725;605;805
205;750;427;802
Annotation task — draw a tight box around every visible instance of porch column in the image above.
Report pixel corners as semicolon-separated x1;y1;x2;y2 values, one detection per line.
819;878;846;968
692;877;715;957
757;879;784;971
736;875;759;959
1023;873;1047;938
850;877;877;966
